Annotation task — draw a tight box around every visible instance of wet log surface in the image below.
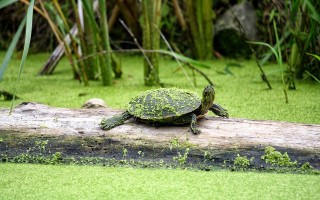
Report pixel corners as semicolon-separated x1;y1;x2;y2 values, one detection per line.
1;102;319;169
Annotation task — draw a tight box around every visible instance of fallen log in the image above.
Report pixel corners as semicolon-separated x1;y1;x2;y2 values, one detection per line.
1;102;319;169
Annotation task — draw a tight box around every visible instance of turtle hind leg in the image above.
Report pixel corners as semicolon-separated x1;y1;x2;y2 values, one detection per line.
190;113;201;135
210;103;229;118
100;111;132;130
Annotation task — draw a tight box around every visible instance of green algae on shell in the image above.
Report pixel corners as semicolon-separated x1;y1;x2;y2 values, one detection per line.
127;88;201;120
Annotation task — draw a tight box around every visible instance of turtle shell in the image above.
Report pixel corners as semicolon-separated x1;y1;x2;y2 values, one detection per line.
128;88;201;120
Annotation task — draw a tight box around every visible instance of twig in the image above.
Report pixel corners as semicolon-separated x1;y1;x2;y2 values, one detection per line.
186;63;214;86
156;25;194;87
230;9;272;89
119;19;154;71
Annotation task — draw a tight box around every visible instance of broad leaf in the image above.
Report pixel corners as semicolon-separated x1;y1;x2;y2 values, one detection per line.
0;17;26;81
158;50;211;69
10;0;35;113
0;0;18;9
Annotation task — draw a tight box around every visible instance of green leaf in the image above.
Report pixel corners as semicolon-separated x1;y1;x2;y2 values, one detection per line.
158;50;211;69
305;71;320;83
273;20;282;66
259;31;290;66
306;52;320;61
0;0;18;9
269;9;276;23
305;0;320;24
17;0;35;79
247;41;279;63
290;0;300;22
0;17;26;81
10;0;35;112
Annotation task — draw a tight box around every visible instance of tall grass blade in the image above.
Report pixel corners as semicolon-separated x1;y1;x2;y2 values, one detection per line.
157;50;211;69
305;53;320;83
305;71;320;83
247;41;280;62
248;20;289;103
52;0;88;85
305;0;320;24
0;17;26;81
273;20;288;103
10;0;35;113
306;52;320;61
273;21;282;67
0;0;18;9
259;31;290;66
38;0;80;79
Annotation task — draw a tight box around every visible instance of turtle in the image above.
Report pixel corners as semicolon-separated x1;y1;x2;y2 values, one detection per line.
100;85;228;134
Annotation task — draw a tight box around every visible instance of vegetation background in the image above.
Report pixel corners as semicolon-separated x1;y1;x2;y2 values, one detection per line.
0;0;319;87
0;0;319;199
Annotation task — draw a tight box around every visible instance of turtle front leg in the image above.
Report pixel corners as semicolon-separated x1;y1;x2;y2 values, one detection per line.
190;113;201;135
100;111;133;130
210;103;229;118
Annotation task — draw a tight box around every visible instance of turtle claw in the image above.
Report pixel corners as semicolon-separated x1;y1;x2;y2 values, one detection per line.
192;128;202;135
100;118;115;130
190;113;201;135
210;103;229;118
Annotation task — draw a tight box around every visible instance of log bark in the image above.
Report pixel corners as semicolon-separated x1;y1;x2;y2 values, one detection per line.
1;102;319;169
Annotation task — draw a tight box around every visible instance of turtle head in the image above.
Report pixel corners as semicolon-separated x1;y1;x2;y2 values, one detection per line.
200;85;215;114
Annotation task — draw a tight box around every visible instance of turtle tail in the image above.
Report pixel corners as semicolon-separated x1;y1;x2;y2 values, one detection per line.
100;111;132;130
